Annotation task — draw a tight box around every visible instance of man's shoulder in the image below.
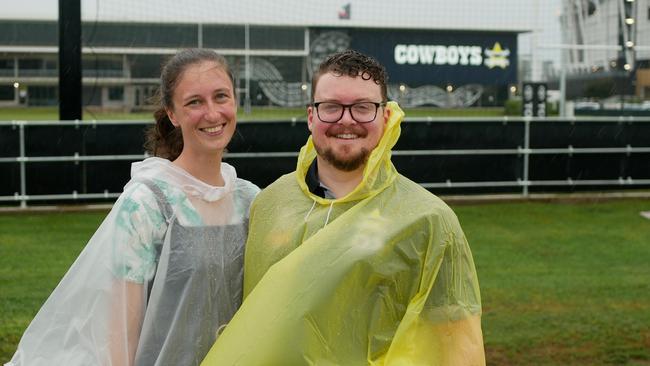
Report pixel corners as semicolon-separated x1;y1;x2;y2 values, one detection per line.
393;174;445;203
391;174;457;217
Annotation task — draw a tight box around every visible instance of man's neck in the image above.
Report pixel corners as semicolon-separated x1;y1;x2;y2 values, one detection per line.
314;156;364;198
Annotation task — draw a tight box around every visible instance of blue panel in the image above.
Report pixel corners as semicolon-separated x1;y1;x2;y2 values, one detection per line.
311;28;517;87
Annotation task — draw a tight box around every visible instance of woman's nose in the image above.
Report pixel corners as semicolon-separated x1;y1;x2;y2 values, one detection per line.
205;101;221;120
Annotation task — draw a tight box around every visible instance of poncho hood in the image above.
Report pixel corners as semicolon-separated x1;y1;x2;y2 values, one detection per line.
130;157;238;202
295;101;405;204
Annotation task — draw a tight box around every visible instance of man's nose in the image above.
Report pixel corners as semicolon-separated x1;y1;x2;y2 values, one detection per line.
338;106;356;124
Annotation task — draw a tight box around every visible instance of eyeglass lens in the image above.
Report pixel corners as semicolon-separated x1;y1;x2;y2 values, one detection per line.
317;102;379;123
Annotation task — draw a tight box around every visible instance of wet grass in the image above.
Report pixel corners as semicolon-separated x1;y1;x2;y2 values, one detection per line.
454;199;650;366
0;210;106;362
1;199;649;364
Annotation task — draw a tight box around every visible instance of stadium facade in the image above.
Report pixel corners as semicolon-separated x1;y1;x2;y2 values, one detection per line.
561;0;650;99
0;1;534;110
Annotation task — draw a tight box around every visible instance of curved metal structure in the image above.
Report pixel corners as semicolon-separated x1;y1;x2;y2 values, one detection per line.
388;84;484;108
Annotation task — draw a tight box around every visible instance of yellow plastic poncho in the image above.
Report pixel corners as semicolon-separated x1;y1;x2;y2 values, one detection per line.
202;102;485;365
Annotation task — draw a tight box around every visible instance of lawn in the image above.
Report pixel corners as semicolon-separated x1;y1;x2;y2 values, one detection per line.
0;105;505;122
1;199;649;365
456;200;650;366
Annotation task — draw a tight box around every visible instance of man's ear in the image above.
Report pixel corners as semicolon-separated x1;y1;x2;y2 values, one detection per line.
383;104;391;126
166;108;179;127
307;105;314;132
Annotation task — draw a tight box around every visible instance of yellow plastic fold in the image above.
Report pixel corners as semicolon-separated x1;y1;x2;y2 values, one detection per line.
202;101;485;365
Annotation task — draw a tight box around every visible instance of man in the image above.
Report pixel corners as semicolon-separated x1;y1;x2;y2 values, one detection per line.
202;50;485;365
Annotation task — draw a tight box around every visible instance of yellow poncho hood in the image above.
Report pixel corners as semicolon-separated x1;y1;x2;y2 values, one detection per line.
202;102;484;365
295;101;403;205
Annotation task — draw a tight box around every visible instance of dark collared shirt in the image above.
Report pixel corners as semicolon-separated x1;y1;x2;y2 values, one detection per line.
305;160;335;199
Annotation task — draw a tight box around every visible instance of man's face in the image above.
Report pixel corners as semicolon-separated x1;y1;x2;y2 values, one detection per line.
307;72;389;172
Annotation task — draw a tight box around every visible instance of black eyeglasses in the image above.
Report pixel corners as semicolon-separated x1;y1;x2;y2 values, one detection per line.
313;101;386;123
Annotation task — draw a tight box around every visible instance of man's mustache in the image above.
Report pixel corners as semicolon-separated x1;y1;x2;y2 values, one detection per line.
324;124;368;137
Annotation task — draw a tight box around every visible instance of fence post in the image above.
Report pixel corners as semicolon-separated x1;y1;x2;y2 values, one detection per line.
523;118;531;197
19;122;27;208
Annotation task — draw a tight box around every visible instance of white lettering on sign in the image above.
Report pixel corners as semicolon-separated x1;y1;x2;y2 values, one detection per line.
394;44;501;67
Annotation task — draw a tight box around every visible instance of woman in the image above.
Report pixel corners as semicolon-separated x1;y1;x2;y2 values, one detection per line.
6;49;258;366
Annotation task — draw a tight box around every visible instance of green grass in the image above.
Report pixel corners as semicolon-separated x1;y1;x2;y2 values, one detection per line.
0;106;505;122
455;200;650;366
406;106;504;117
0;106;309;122
1;200;649;365
0;211;107;361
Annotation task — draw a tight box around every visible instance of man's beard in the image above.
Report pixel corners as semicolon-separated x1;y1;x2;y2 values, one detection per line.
316;145;370;172
314;124;371;172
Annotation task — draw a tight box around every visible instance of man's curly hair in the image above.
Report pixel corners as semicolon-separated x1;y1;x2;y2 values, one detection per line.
311;50;388;102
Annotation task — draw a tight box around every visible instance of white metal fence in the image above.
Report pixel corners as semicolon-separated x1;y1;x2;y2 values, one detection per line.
1;116;649;208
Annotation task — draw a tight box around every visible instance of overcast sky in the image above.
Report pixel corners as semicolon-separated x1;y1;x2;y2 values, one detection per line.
2;0;562;62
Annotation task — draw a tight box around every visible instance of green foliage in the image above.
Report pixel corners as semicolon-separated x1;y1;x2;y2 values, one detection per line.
504;99;521;116
504;99;559;117
2;200;650;365
585;79;617;99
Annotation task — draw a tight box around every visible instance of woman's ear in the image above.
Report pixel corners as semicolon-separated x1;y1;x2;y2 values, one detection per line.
166;108;179;127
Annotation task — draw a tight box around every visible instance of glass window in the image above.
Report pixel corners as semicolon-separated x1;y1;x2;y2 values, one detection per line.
202;25;245;49
0;59;14;69
130;54;165;78
108;87;124;101
0;21;57;46
84;23;197;48
0;59;14;77
250;26;304;50
28;86;57;106
0;85;14;100
19;59;42;69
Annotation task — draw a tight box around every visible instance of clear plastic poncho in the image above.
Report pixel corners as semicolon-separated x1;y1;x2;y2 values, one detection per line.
6;157;259;366
202;102;485;365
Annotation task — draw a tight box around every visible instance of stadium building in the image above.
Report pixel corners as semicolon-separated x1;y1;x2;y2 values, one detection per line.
561;0;650;99
0;0;541;110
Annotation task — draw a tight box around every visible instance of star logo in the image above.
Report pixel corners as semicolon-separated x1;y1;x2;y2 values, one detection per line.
484;42;510;69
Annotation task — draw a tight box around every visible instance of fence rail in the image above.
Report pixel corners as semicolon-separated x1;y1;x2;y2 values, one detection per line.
1;116;649;208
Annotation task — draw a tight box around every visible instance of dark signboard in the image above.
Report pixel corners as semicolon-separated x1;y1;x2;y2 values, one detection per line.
310;28;517;87
522;82;547;117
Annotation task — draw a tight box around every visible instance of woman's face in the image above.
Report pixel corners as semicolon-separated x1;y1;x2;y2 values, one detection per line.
166;60;237;159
